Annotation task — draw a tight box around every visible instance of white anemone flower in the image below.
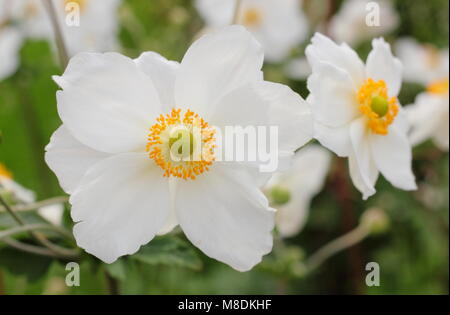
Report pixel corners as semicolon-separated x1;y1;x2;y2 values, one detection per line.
329;0;399;47
0;163;64;225
264;145;331;238
395;38;449;85
7;0;121;56
45;26;313;271
0;1;24;80
306;33;416;200
395;39;449;150
0;163;35;204
194;0;308;63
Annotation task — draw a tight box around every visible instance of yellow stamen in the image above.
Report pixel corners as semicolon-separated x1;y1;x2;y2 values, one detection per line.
241;8;263;28
0;163;13;179
358;79;399;135
427;78;449;95
146;109;216;180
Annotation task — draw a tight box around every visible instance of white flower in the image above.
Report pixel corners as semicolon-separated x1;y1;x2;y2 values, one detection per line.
45;26;313;271
284;56;311;81
194;0;308;63
395;38;449;85
0;163;64;224
406;92;449;150
264;145;331;238
0;1;24;80
329;0;399;47
395;38;449;150
306;33;416;200
0;163;35;203
7;0;121;56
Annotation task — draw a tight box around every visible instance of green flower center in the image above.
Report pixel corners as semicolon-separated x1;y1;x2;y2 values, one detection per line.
370;95;389;117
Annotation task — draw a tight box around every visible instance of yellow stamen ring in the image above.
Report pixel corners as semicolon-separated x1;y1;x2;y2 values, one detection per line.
146;109;216;180
358;78;399;135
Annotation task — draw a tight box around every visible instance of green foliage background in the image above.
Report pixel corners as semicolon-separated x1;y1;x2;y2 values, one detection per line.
0;0;448;294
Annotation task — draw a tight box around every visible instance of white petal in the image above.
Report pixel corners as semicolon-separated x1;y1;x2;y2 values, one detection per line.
0;27;22;80
349;118;378;199
366;38;403;97
210;81;312;172
306;32;365;86
433;114;449;151
54;52;163;154
307;62;359;127
38;204;64;226
175;164;275;271
194;0;234;27
70;153;170;263
175;25;263;117
0;178;35;204
45;125;110;194
134;52;179;110
314;121;352;157
370;118;417;191
270;145;332;237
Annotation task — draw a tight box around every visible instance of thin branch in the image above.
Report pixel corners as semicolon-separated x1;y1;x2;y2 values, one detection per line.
232;0;242;24
0;194;79;259
0;223;73;240
0;196;69;213
1;237;62;258
43;0;69;68
306;225;370;272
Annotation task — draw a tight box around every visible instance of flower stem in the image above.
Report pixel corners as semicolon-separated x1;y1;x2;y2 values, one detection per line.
43;0;69;69
0;196;69;213
0;194;79;259
305;224;370;272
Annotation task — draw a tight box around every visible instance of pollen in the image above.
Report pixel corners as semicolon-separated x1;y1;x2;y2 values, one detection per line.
427;77;449;95
0;163;13;180
241;8;263;28
357;78;399;135
146;108;216;180
64;0;87;12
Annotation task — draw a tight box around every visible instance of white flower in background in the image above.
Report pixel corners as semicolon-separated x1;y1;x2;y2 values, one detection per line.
395;38;449;85
395;38;449;150
194;0;308;63
329;0;399;47
0;163;64;225
45;26;313;271
0;1;24;80
6;0;121;56
306;33;416;199
284;56;311;81
0;163;35;203
406;88;449;150
264;145;331;238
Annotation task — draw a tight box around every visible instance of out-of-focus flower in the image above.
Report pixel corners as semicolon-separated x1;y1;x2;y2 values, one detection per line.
395;38;449;150
306;33;416;199
264;145;331;238
194;0;308;63
5;0;122;56
0;163;64;225
329;0;399;47
45;26;313;271
0;163;35;203
0;1;23;80
395;38;449;85
0;26;22;80
284;56;311;81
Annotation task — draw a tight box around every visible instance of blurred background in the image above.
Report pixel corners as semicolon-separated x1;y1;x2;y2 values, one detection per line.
0;0;448;294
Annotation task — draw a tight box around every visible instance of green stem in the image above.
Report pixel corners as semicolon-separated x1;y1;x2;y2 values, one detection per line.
0;196;69;213
232;0;242;24
43;0;69;69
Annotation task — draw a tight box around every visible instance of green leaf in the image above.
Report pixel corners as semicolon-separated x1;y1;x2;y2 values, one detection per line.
0;247;52;282
131;236;202;271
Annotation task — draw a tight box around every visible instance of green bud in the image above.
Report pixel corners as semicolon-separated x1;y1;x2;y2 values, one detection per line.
360;208;390;235
370;96;389;117
270;186;291;205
